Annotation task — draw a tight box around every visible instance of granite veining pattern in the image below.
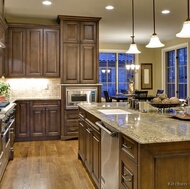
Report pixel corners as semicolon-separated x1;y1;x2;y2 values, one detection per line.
78;102;190;144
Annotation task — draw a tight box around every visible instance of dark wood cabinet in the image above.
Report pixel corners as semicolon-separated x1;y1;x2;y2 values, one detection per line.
30;106;46;137
78;107;101;188
6;28;26;77
6;24;60;78
15;100;30;140
43;29;60;77
62;109;79;140
120;134;138;189
15;100;61;141
0;18;7;77
26;28;43;77
58;15;101;84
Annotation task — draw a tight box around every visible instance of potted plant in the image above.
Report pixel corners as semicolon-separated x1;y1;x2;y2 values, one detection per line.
0;82;10;101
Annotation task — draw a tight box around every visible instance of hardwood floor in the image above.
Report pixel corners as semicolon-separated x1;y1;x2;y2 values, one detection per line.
0;140;96;189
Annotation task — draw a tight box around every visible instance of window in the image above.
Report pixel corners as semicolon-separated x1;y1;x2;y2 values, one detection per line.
99;52;135;97
165;47;187;98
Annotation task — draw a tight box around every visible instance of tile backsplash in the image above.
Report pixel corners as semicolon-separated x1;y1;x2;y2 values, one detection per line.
1;78;61;99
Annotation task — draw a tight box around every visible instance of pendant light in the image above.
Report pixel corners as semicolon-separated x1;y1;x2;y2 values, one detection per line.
0;41;5;48
126;0;141;54
176;0;190;38
146;0;164;48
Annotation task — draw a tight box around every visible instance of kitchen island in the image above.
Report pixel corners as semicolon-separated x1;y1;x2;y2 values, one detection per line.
78;102;190;189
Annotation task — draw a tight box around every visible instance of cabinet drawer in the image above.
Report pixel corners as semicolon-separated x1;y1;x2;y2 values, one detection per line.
78;107;86;119
30;100;60;107
65;110;79;122
66;125;78;133
121;134;138;163
120;153;137;189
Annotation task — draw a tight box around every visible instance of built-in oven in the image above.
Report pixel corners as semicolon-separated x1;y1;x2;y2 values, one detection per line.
66;87;98;109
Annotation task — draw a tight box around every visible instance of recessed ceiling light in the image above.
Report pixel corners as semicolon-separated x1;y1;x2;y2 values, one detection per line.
105;5;114;10
162;10;170;14
42;1;52;5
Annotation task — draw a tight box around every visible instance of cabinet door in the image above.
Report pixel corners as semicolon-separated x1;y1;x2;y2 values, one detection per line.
30;107;46;137
78;117;86;161
62;21;79;43
26;29;43;77
62;43;80;83
15;101;30;140
43;29;60;77
92;130;101;187
80;44;97;83
0;48;4;77
45;106;60;137
7;28;26;77
85;123;93;173
120;153;138;189
80;22;97;43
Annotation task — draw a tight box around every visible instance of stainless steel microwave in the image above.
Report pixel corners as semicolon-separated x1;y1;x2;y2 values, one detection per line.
66;87;97;109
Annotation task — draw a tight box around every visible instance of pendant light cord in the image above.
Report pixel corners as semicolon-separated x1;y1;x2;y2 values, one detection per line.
153;0;156;34
131;0;135;43
187;0;190;20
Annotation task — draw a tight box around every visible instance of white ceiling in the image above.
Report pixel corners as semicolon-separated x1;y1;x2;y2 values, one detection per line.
4;0;188;44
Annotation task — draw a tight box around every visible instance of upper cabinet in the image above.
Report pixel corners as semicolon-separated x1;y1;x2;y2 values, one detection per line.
6;24;60;78
57;15;101;84
0;9;7;78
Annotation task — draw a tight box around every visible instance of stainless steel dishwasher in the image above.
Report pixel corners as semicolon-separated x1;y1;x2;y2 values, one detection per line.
95;121;119;189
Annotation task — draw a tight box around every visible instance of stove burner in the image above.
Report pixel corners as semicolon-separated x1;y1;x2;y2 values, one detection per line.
0;101;10;108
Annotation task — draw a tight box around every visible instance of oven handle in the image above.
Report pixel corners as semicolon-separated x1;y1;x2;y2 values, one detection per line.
95;121;118;137
1;118;15;137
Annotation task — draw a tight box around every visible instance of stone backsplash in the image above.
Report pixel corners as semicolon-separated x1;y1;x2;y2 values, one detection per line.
1;78;61;99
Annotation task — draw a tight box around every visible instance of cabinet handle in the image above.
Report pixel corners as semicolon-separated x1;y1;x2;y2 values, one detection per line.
86;128;92;133
122;174;132;182
68;128;78;132
123;143;132;149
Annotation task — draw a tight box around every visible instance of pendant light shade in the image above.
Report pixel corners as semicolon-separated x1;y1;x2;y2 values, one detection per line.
146;33;164;48
127;41;141;54
126;0;141;54
176;0;190;38
0;41;5;48
146;0;164;48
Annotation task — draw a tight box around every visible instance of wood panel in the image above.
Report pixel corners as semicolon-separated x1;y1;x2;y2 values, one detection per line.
45;106;60;136
26;28;43;76
43;29;60;77
62;43;80;83
15;101;30;140
80;44;97;83
80;22;97;43
7;28;26;77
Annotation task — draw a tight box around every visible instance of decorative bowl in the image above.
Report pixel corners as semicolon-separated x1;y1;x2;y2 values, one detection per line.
149;103;180;109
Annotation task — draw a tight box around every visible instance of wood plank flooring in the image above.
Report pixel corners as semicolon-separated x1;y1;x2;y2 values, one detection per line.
0;140;96;189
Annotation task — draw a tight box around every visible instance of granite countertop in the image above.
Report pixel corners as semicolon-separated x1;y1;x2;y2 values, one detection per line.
78;102;190;144
10;97;61;102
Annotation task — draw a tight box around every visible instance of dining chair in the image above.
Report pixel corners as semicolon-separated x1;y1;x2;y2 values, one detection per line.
121;89;128;94
134;91;148;99
103;91;112;102
156;89;164;97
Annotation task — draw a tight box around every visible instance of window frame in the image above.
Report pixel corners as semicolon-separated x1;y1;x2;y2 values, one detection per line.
99;49;140;96
161;43;189;97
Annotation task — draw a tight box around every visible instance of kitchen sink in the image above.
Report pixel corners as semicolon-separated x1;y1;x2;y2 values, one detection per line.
98;109;131;115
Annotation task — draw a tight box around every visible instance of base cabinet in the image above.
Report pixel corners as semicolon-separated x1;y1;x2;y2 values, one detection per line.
15;100;60;141
78;107;101;189
120;134;190;189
